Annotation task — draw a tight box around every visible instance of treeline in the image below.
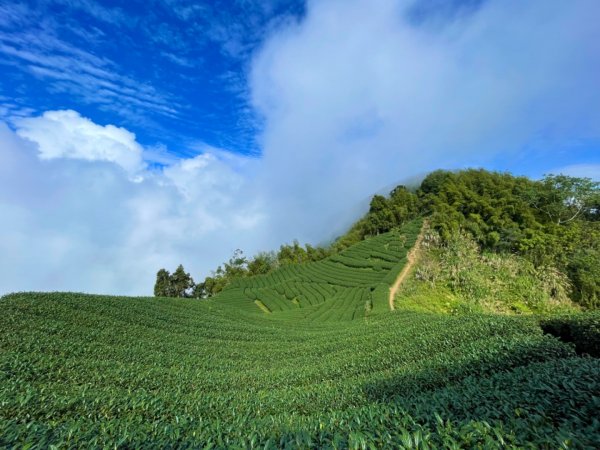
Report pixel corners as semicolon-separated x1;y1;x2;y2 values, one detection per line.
155;169;599;308
154;244;333;299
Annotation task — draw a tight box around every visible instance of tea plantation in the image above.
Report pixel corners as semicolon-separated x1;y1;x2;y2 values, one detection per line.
219;220;422;319
1;220;599;448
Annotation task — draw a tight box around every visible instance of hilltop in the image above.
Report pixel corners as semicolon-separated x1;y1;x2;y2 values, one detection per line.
158;169;599;313
1;168;599;448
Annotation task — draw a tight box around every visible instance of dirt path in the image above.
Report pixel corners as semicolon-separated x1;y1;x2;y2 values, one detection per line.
389;224;426;311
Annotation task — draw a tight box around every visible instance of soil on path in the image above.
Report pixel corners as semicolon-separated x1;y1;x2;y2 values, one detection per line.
389;224;426;311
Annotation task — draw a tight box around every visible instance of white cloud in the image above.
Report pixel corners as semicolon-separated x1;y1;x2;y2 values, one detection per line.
16;110;146;175
250;0;600;241
52;0;129;27
0;121;263;296
143;143;181;166
0;24;178;121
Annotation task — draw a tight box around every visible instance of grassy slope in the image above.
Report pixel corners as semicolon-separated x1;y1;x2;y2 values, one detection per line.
393;228;578;316
1;221;599;448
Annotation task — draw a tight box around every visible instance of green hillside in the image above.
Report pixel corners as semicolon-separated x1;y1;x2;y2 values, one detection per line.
217;219;422;319
2;217;600;448
2;169;599;448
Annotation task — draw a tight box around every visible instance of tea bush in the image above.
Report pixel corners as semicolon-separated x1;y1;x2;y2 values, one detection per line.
1;291;598;448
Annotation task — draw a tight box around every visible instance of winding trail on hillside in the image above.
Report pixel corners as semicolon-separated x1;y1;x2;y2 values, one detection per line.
389;223;426;311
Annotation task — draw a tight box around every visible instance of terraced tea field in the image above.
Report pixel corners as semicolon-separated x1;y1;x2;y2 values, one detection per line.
220;220;422;319
1;220;599;448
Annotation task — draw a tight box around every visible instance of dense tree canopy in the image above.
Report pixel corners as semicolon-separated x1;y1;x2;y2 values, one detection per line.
419;169;599;308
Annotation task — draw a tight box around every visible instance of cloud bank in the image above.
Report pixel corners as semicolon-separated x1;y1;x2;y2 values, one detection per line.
0;117;262;295
251;0;600;238
1;0;599;295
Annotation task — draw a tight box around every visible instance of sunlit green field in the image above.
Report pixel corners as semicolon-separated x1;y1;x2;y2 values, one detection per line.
1;221;599;448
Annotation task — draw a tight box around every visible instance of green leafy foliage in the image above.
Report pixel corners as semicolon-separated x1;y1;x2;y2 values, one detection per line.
334;185;420;249
417;169;599;309
419;169;544;250
183;184;419;299
8;168;599;447
410;230;574;314
154;265;193;298
539;311;600;357
1;292;598;448
218;220;421;319
194;244;334;299
153;268;171;297
528;174;599;225
157;170;599;308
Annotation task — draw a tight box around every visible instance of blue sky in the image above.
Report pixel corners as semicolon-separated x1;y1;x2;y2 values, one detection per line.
0;0;305;156
1;0;598;172
1;0;599;295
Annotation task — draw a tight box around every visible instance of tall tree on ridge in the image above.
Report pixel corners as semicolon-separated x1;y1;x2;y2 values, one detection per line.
154;268;172;297
171;264;194;298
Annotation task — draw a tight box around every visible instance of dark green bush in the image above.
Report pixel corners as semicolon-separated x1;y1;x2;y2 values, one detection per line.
540;312;600;357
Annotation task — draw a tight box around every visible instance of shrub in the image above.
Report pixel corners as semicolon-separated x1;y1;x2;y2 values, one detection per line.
539;312;600;357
